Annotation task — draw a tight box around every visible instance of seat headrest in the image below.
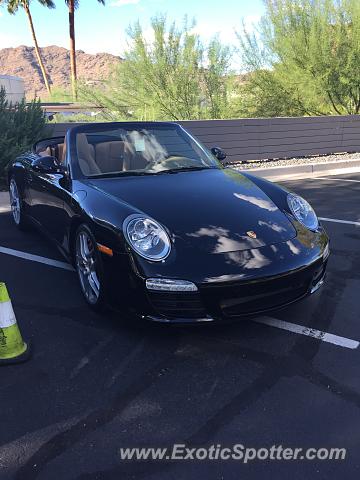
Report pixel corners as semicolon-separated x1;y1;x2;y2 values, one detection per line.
77;134;101;175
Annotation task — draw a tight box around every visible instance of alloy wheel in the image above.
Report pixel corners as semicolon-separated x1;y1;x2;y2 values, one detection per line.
9;179;21;225
76;230;101;304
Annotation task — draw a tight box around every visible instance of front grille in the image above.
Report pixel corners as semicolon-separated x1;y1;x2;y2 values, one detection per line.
147;291;207;319
219;283;308;316
202;259;324;317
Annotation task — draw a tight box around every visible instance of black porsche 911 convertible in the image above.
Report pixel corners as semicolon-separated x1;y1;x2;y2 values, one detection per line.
8;122;329;323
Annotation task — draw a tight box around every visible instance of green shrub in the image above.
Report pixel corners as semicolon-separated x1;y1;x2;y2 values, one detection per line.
0;87;46;188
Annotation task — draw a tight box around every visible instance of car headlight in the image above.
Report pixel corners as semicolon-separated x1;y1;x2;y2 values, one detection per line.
287;193;319;231
124;215;171;261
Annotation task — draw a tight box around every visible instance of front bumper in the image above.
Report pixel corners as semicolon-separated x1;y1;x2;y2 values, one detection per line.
143;255;328;323
122;223;330;324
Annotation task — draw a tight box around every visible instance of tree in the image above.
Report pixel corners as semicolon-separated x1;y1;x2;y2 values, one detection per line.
0;87;46;185
80;15;232;120
65;0;105;101
203;36;233;119
0;0;55;95
238;0;360;116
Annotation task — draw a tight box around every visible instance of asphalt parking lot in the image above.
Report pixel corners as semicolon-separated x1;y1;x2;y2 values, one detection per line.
0;172;359;479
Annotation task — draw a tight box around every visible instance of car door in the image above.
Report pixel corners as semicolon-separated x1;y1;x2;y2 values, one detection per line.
29;170;69;244
29;144;72;247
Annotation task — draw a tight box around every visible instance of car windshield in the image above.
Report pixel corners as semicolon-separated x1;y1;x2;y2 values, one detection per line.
75;124;220;177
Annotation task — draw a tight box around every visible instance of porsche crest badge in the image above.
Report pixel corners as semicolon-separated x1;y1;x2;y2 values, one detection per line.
246;230;257;239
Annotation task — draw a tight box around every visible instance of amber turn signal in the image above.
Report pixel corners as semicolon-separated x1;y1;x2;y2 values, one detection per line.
97;243;113;257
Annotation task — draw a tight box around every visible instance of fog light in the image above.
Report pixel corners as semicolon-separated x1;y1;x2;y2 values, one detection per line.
146;278;198;292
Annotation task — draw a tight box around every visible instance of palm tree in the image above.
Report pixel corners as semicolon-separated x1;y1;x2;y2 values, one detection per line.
65;0;105;100
0;0;55;95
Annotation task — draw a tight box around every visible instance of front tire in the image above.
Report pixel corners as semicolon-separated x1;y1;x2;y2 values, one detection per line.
75;224;106;312
9;177;29;230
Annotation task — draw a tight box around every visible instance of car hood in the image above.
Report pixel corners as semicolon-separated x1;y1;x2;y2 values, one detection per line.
87;169;297;253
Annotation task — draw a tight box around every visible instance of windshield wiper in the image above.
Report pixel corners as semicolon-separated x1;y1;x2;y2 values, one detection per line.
158;166;217;174
89;171;157;179
89;166;217;178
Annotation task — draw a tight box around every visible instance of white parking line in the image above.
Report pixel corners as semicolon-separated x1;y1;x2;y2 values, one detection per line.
254;316;359;350
0;246;74;271
319;217;360;227
315;177;360;183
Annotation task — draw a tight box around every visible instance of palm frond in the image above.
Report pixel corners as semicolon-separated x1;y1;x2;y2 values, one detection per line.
0;0;55;13
38;0;56;8
64;0;105;6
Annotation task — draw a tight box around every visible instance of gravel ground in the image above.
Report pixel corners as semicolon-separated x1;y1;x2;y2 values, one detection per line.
231;151;360;170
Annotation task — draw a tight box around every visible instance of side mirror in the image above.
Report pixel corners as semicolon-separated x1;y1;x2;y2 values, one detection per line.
32;156;61;174
211;146;227;162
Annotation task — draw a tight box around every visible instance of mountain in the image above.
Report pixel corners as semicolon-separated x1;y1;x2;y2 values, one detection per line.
0;45;122;99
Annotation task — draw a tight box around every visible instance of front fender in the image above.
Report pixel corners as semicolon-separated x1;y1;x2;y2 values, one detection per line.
69;181;138;255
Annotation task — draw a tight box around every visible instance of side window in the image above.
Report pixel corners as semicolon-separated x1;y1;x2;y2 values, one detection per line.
37;145;53;158
34;138;66;164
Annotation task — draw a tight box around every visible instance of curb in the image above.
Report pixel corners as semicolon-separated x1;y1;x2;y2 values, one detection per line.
238;158;360;181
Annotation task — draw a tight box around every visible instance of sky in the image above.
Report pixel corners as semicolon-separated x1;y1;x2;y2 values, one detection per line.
0;0;264;64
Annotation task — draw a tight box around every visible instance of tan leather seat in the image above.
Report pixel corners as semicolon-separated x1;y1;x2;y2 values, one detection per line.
123;141;149;171
77;134;101;175
38;147;52;157
57;143;66;163
95;141;124;173
38;143;66;164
